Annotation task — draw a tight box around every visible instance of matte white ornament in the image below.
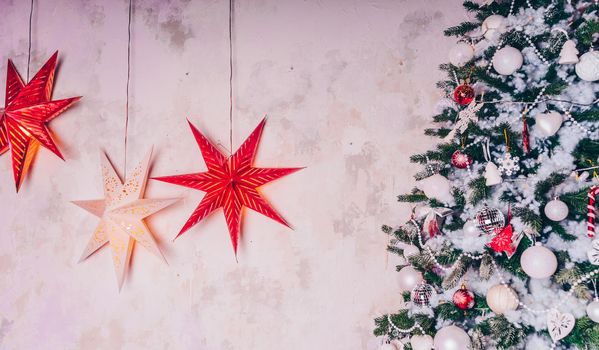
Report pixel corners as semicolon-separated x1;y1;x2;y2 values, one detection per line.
433;325;470;350
463;220;480;236
559;40;579;64
534;111;563;137
449;42;474;67
547;309;575;342
520;243;558;279
403;244;420;259
397;266;423;292
575;50;599;81
416;174;453;204
492;46;523;75
486;284;518;314
484;162;502;186
410;334;433;350
586;300;599;322
544;199;569;221
586;239;599;265
481;15;506;41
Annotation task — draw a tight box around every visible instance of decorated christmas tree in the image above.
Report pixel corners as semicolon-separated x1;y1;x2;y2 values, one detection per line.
374;1;599;349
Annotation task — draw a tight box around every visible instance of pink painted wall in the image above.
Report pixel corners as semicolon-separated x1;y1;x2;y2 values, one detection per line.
0;0;466;349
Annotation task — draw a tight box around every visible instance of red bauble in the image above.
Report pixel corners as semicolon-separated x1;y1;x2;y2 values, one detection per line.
451;150;473;169
453;84;475;105
452;284;475;310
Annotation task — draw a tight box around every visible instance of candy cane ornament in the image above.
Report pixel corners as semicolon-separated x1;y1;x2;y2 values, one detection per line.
588;186;599;238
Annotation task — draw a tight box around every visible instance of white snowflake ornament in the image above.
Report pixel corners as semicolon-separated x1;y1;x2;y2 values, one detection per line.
587;239;599;265
497;153;520;176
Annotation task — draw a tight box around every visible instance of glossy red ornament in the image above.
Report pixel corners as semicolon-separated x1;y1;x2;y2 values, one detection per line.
453;83;475;105
154;118;303;256
452;284;475;310
451;150;473;169
0;51;81;191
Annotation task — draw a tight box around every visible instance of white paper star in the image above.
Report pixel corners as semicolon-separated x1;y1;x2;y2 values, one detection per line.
73;149;178;289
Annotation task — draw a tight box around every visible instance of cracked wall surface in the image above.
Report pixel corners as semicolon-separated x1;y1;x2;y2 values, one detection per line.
0;1;466;349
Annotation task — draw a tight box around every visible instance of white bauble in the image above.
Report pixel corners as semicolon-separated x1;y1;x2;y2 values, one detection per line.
433;326;470;350
534;111;563;137
575;50;599;81
449;42;474;67
416;174;453;203
520;243;558;279
379;344;398;350
403;244;420;258
484;162;502;186
544;199;569;221
486;284;518;314
397;266;423;292
410;334;433;350
492;46;523;75
481;15;506;41
463;220;480;236
587;300;599;322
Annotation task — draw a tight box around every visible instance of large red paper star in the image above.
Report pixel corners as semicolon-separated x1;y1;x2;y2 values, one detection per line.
0;51;81;191
154;118;302;255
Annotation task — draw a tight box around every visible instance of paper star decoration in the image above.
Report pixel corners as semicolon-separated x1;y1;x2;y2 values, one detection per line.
73;150;178;289
0;51;81;191
154;118;302;256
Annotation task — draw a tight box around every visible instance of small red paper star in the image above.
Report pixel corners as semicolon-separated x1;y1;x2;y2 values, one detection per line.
154;118;302;255
0;51;81;191
488;224;515;255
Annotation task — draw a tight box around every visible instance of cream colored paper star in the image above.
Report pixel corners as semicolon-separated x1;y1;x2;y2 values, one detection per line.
73;149;178;289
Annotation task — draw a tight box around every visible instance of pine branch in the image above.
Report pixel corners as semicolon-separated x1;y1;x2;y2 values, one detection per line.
468;176;488;205
444;22;479;37
534;172;567;202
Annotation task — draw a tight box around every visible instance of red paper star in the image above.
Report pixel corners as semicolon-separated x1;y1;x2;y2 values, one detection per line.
154;118;302;255
488;224;515;255
0;51;81;191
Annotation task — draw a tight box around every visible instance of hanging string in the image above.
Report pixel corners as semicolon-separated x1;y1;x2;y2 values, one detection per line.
228;0;234;155
124;0;133;178
26;0;34;81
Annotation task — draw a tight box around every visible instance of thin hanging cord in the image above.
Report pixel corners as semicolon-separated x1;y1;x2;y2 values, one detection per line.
26;0;34;81
124;0;133;179
228;0;234;154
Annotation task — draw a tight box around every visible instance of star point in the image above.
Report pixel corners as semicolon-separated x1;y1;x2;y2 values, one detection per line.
154;118;302;256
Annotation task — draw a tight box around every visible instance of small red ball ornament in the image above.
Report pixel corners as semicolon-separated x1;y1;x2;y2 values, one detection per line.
452;284;475;310
451;150;473;169
453;83;475;105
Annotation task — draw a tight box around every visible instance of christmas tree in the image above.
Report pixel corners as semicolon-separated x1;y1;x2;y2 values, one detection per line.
374;1;599;349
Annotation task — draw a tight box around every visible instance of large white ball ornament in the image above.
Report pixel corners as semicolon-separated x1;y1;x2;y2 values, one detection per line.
587;300;599;322
486;284;518;314
410;334;433;350
397;266;423;292
463;220;480;236
544;199;569;221
492;46;523;75
575;50;599;82
534;111;563;137
416;174;453;204
449;42;474;67
481;15;506;41
433;325;471;350
520;243;558;279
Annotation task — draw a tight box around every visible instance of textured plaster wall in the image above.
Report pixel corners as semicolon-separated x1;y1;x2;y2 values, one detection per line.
0;1;467;349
